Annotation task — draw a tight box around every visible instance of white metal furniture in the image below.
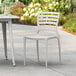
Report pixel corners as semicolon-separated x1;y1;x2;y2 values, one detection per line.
24;12;61;68
0;14;19;66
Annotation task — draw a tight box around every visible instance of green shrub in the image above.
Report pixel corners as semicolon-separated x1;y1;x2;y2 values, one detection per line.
66;13;76;21
19;0;32;5
2;0;14;6
32;0;54;4
59;14;66;25
20;1;70;25
0;6;4;14
20;2;42;24
60;13;76;25
47;1;70;14
63;18;76;33
0;0;14;14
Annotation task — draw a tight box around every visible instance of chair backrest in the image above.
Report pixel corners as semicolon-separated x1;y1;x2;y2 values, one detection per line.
37;12;60;34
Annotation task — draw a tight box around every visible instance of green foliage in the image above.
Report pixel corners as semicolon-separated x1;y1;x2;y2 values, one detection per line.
20;2;42;24
59;1;70;14
0;6;4;14
2;0;14;6
63;13;76;33
63;18;76;33
19;0;32;5
1;0;14;14
19;0;70;24
6;0;71;25
32;0;55;4
59;13;76;25
59;14;66;25
66;13;76;20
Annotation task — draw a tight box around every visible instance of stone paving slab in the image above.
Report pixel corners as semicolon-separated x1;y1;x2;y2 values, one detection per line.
0;24;76;76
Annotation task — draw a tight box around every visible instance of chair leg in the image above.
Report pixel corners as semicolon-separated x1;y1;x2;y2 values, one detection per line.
24;38;26;65
45;40;48;68
36;40;39;62
57;37;61;64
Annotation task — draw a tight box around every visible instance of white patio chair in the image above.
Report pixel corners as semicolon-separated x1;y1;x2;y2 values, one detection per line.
23;12;61;68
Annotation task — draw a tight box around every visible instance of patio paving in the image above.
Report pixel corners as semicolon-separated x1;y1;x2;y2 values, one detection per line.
0;24;76;76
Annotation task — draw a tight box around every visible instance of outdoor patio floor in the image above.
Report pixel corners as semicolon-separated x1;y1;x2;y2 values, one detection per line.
0;24;76;76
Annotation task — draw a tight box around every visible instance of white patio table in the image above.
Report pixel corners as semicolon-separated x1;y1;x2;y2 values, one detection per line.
0;14;19;66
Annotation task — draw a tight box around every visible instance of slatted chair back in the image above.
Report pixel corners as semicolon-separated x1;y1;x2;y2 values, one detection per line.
37;12;60;34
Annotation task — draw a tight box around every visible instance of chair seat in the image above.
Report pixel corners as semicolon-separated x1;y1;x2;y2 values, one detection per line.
24;33;57;40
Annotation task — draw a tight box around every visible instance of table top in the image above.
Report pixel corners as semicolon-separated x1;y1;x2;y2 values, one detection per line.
0;14;19;19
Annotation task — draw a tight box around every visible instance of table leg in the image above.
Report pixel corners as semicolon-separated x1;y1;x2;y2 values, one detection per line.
8;20;15;66
2;22;8;60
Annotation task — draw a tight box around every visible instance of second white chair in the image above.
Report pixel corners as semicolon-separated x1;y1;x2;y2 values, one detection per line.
23;12;61;68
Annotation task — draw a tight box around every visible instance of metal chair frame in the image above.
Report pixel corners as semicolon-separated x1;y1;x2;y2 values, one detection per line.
23;12;61;68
